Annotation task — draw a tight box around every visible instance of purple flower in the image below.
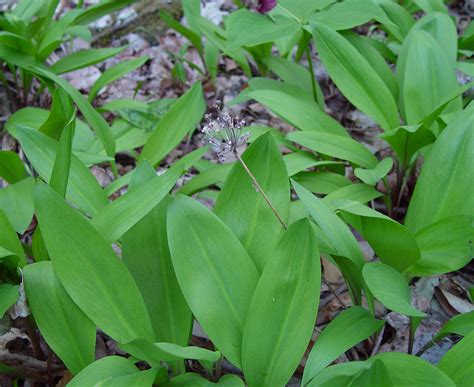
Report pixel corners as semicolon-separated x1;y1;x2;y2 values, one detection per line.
256;0;277;13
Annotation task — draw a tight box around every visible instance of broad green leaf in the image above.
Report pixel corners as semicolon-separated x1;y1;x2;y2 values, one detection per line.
68;356;142;387
122;163;191;347
399;30;459;125
35;182;154;343
94;368;158;387
335;200;420;272
214;133;290;271
91;165;182;243
0;210;27;267
342;32;398;101
50;46;126;74
312;22;399;131
287;131;378;169
0;151;27;184
72;0;135;25
139;82;205;167
226;9;300;49
49;116;75;198
407;216;474;276
323;184;383;207
262;57;325;109
313;352;455;386
0;284;19;318
376;0;415;38
310;0;396;33
0;177;35;234
246;79;348;136
242;219;321;387
24;261;95;374
379;124;435;168
163;373;244;386
303;306;384;385
438;332;474;386
120;338;220;366
17;127;107;215
354;158;393;185
349;360;393;387
167;195;259;368
293;171;351;195
363;263;425;317
178;163;233;196
292;181;366;302
88;56;149;102
405;105;474;233
39;87;75;141
275;0;334;20
30;66;116;157
434;311;474;341
284;152;340;177
411;12;457;64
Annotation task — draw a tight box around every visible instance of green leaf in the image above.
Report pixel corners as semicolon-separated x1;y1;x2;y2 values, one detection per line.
163;372;244;386
226;9;300;49
178;162;233;196
0;177;35;234
30;66;116;158
323;184;383;207
245;79;348;136
139;82;205;167
167;195;259;368
399;30;459;125
35;182;154;343
72;0;135;25
17;127;107;216
0;151;27;184
24;261;95;374
120;338;221;366
292;181;366;302
434;311;474;341
411;12;457;64
39;87;75;141
287;131;378;169
68;356;143;387
354;158;393;186
312;22;399;131
293;171;351;195
438;332;474;386
262;57;325;109
363;263;425;317
49;116;75;198
50;46;127;74
405;104;474;233
159;10;203;55
335;200;420;272
342;32;398;102
214;133;290;271
407;216;474;276
313;352;455;386
91;165;182;243
88;56;149;102
122;164;191;346
303;306;384;385
242;219;321;386
0;284;19;318
0;210;27;268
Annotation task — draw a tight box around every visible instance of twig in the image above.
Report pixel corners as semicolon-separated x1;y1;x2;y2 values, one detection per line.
370;325;385;356
234;151;287;230
323;278;347;309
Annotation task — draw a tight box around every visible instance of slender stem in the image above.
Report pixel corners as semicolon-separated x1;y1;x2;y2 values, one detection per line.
234;151;287;230
305;43;319;104
408;318;415;354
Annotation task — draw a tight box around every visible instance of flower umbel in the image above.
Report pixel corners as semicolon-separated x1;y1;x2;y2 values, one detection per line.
202;101;251;162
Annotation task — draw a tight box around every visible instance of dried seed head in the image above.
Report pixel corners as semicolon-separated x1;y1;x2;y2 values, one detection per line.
201;101;251;162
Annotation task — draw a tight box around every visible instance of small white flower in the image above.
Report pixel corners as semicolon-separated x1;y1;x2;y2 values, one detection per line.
202;101;251;162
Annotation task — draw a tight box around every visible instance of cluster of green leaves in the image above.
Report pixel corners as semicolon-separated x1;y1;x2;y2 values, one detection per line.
0;0;473;386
